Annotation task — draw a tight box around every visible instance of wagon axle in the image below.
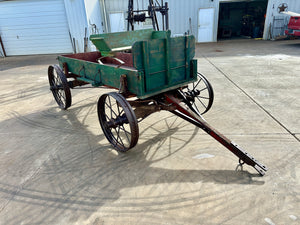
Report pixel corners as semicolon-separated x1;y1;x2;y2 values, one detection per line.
185;89;201;102
106;114;129;129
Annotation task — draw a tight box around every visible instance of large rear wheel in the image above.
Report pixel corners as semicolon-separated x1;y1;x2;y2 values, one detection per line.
97;92;139;152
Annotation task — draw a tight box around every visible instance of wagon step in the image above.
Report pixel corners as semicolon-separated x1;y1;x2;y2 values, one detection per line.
164;92;268;176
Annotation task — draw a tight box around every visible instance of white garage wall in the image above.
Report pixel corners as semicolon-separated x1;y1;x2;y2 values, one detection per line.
84;0;104;34
0;0;73;55
0;0;103;56
168;0;215;39
84;0;105;51
63;0;89;53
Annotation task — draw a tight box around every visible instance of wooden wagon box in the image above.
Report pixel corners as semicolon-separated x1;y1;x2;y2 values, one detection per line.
58;29;197;99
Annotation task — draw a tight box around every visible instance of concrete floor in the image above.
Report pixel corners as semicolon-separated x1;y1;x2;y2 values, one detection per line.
0;39;299;225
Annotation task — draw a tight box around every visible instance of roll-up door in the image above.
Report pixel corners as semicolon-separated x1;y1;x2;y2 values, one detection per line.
0;0;73;56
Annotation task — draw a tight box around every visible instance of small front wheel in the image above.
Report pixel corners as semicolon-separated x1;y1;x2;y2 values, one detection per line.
182;72;214;115
48;65;71;109
97;92;139;152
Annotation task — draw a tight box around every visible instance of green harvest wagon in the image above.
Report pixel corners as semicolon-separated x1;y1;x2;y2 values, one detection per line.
48;29;267;176
56;29;197;100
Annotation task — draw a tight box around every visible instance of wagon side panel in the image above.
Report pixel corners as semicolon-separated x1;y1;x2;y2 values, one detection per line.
58;56;143;96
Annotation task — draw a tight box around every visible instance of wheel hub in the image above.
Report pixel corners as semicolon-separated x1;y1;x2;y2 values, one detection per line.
107;114;128;128
185;89;201;102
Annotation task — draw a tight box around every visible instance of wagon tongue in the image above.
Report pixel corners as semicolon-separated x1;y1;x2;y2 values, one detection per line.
164;92;268;176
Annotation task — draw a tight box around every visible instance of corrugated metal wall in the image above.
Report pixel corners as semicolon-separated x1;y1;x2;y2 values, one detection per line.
103;0;300;41
5;0;298;56
84;0;104;34
104;0;134;33
103;0;217;41
84;0;104;51
64;0;88;53
168;0;215;38
104;0;130;12
103;0;160;32
264;0;300;39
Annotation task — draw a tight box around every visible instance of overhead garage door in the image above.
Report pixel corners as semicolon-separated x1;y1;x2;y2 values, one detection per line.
0;0;73;56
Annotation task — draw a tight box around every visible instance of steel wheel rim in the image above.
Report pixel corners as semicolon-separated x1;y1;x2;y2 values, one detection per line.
98;92;139;152
48;65;71;109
